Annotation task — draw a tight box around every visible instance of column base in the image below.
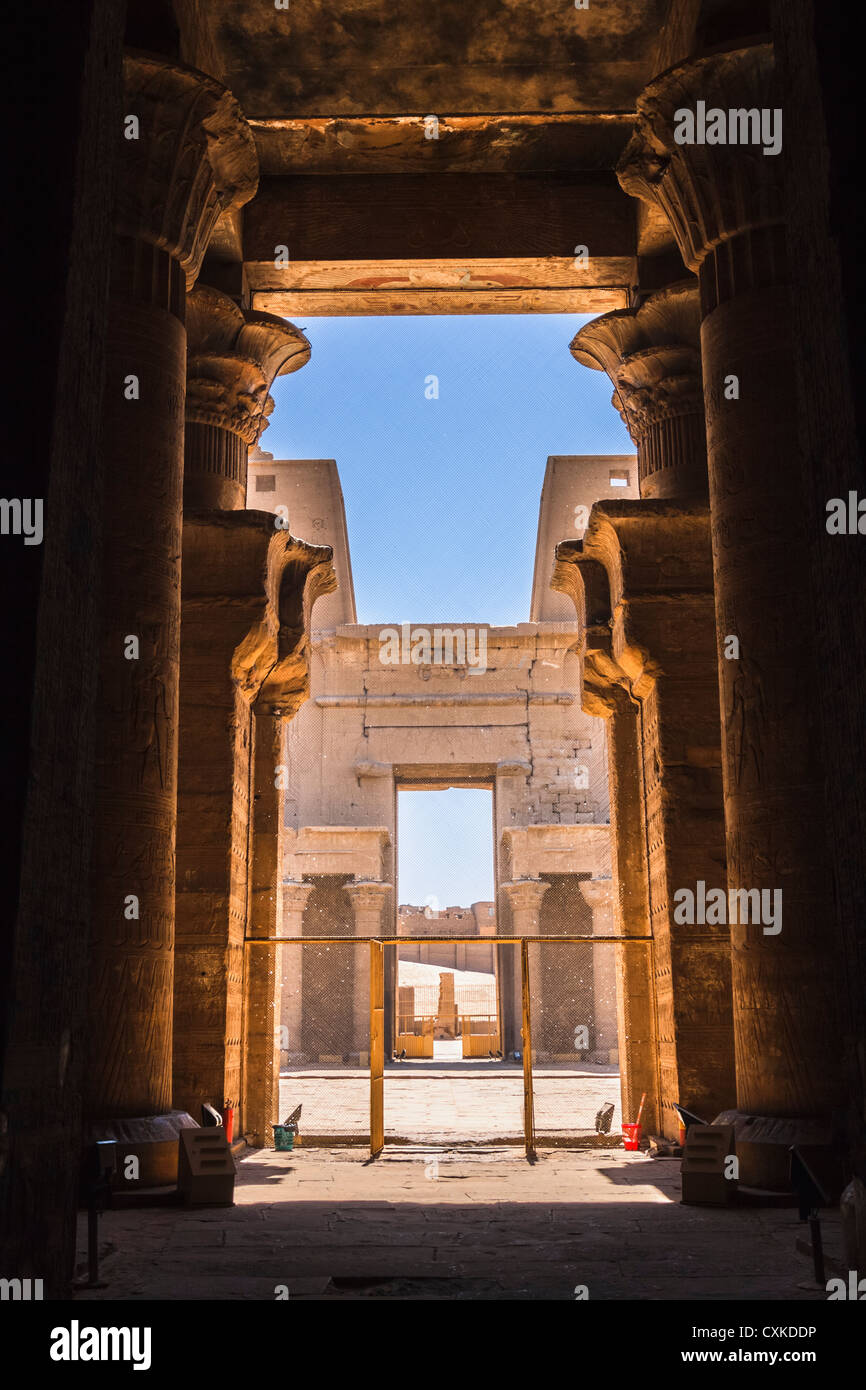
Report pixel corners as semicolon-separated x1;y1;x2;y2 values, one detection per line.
714;1109;842;1197
86;1110;198;1189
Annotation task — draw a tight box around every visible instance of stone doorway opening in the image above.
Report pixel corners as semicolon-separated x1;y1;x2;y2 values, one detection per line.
394;786;500;1069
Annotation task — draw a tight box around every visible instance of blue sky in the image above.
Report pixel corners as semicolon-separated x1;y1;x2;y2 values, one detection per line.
267;312;630;904
398;788;495;906
266;313;631;625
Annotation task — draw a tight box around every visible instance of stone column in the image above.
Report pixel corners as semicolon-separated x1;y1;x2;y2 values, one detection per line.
570;281;707;499
345;881;392;1064
565;283;735;1135
185;284;310;510
173;520;333;1122
578;878;619;1064
553;548;657;1135
618;44;846;1157
87;55;257;1127
243;713;287;1147
500;879;550;1056
280;881;316;1064
175;279;318;1134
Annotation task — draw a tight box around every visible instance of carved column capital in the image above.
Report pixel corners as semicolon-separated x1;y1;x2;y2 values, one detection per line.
118;53;258;289
345;880;392;935
577;877;615;919
571;282;706;497
345;880;392;910
500;878;550;932
186;285;310;443
617;45;785;308
282;880;316;914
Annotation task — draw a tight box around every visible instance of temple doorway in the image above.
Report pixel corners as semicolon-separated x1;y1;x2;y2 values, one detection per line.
393;787;501;1066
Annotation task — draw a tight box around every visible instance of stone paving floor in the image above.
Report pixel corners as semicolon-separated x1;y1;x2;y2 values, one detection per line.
74;1146;837;1302
280;1062;622;1141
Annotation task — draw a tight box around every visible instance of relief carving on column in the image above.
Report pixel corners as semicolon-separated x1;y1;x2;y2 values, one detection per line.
500;878;551;920
282;880;317;921
119;52;259;284
186;285;311;443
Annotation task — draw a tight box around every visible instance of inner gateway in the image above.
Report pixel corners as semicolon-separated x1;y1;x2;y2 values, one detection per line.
267;452;632;1144
396;788;498;1065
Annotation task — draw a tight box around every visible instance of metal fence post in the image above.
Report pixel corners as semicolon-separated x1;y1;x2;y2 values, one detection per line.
521;938;535;1158
370;939;385;1156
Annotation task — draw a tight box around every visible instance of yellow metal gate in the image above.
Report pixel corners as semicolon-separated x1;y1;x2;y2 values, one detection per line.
246;933;654;1157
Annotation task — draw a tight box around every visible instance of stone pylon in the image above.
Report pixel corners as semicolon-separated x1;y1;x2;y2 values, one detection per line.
617;43;847;1179
86;55;258;1146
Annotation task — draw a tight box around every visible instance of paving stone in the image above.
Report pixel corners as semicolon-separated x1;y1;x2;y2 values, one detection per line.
74;1146;825;1303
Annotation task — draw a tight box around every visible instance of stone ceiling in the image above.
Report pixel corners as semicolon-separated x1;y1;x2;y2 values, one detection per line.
184;0;679;175
176;1;693;312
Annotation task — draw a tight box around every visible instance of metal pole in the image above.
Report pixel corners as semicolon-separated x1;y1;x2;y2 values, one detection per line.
521;939;535;1159
87;1201;99;1286
370;940;385;1157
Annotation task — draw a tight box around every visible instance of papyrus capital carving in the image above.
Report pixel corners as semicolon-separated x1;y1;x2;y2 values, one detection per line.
118;53;259;286
186;285;310;442
617;45;782;275
571;282;702;446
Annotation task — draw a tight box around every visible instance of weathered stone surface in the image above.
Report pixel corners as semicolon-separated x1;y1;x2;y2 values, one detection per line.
570;281;707;498
173;514;334;1126
554;500;734;1135
616;43;848;1154
185;284;310;508
74;1147;831;1302
87;55;259;1125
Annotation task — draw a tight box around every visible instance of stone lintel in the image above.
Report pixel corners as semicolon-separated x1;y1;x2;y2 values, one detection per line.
284;826;391;883
314;693;576;708
501;824;612;880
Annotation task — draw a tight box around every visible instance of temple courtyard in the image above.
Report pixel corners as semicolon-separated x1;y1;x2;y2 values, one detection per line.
280;1062;623;1142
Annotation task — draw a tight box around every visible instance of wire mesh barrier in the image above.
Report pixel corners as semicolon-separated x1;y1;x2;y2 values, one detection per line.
248;934;654;1155
384;942;524;1145
526;940;621;1142
278;940;370;1144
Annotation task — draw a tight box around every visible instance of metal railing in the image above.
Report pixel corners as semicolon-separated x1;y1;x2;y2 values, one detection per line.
246;934;653;1157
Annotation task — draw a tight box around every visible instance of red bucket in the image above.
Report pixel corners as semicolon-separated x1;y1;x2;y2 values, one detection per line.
622;1122;642;1151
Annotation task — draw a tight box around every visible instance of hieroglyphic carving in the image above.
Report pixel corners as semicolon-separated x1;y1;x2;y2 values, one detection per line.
615;43;845;1139
88;56;260;1125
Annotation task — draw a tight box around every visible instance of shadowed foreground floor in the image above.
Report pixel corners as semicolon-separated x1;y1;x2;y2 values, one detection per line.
73;1147;837;1301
